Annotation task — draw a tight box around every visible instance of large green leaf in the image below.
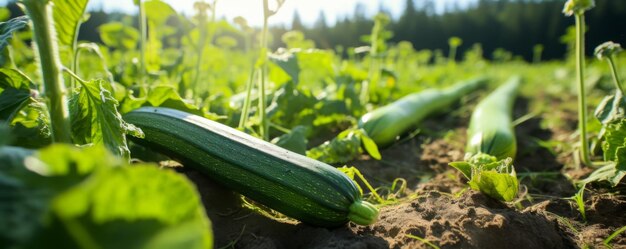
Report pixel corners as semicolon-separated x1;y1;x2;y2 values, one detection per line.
0;144;213;249
144;0;177;27
269;50;300;84
52;0;89;51
69;79;144;159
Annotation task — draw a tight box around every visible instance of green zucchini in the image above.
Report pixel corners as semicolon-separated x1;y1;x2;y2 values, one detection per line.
358;77;486;147
466;76;521;159
124;107;378;227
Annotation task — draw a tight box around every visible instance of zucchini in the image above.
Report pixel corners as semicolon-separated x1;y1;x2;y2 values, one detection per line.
358;78;486;147
466;76;521;159
124;107;378;227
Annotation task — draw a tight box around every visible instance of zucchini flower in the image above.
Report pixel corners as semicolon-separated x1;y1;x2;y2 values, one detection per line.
595;41;623;60
563;0;595;16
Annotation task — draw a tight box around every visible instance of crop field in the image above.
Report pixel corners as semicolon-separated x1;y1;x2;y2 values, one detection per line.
0;0;625;248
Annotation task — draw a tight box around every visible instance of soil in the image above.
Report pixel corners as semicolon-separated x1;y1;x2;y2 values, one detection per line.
171;99;626;249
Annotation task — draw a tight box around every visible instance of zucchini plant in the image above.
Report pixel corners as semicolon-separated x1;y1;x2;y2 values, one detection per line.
450;76;522;202
0;2;213;247
580;42;626;186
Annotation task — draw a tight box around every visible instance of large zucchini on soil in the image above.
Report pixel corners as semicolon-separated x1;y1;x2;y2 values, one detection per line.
124;107;378;227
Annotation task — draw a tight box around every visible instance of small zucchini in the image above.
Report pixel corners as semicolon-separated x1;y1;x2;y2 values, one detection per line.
124;107;378;227
466;76;521;159
358;78;486;147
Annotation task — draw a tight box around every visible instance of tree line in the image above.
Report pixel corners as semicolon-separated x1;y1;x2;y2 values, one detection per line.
285;0;626;61
3;0;625;61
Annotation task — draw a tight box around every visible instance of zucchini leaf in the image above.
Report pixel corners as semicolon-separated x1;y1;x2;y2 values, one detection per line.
52;0;89;51
307;128;362;164
69;79;144;160
450;153;519;202
120;85;220;119
144;0;177;28
0;68;36;122
269;49;300;84
307;128;381;164
9;100;51;148
0;144;213;249
468;170;519;202
582;119;626;186
0;87;30;120
602;119;626;167
98;22;140;50
0;16;28;63
595;94;625;125
271;125;309;155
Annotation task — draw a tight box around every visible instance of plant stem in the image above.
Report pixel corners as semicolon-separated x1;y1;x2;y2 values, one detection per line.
238;68;257;129
138;0;147;85
575;13;591;166
21;0;72;143
449;46;457;63
192;1;218;92
362;20;381;105
607;57;625;96
258;0;270;140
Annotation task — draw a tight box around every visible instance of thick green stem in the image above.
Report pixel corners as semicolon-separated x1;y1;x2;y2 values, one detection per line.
607;57;625;96
138;0;147;85
22;0;72;143
575;13;591;165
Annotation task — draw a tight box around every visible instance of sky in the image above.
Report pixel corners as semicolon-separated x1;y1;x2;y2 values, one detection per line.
0;0;473;27
91;0;473;26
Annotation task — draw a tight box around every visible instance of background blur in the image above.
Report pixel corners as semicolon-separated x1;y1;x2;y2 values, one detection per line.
2;0;625;61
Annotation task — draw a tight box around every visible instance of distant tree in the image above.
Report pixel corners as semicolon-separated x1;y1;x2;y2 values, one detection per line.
291;10;304;31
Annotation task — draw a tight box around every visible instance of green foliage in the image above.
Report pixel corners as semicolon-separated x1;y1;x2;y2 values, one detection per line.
98;22;140;50
307;128;380;164
0;16;28;65
269;49;300;84
595;95;625;125
0;69;35;122
602;119;626;170
69;78;144;160
0;144;212;249
568;184;587;221
52;0;89;51
0;8;10;22
271;125;309;155
449;153;519;202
